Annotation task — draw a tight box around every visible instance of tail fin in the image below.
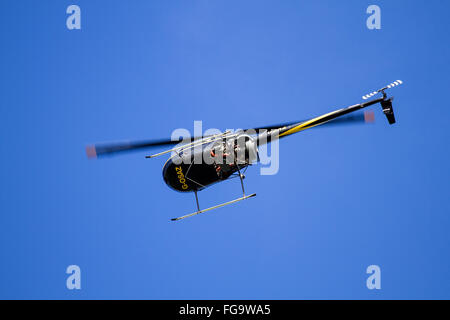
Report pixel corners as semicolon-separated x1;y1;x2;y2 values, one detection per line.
381;97;395;124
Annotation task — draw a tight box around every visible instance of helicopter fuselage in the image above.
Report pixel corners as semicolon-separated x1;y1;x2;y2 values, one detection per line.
162;142;252;192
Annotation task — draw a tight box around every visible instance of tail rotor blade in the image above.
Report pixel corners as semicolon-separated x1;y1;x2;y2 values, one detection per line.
362;80;403;100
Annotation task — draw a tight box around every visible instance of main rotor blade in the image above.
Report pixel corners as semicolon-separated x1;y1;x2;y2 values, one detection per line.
86;111;374;159
315;110;375;127
248;110;374;132
86;138;184;159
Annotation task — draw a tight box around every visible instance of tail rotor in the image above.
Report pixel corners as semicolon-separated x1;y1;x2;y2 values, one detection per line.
362;80;403;100
362;80;404;125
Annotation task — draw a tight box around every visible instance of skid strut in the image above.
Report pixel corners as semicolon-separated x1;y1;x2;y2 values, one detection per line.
171;168;255;221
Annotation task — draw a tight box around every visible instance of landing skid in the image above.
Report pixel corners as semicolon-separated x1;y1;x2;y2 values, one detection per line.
171;164;255;221
171;193;256;221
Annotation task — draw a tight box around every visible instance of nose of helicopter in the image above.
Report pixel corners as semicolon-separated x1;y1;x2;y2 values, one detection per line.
162;156;192;192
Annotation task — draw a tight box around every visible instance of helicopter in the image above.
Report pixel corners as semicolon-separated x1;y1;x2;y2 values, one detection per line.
86;80;402;221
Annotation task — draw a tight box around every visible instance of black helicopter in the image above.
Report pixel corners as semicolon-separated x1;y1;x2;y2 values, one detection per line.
86;81;402;220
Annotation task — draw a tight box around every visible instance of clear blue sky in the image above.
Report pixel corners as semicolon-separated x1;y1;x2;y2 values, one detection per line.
1;0;449;299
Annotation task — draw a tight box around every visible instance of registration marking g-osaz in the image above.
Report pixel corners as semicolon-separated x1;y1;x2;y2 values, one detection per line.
175;166;188;190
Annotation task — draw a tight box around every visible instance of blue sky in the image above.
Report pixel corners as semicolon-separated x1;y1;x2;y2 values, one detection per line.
0;0;449;299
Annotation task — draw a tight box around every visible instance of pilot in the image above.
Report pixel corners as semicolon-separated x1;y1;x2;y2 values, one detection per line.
210;147;235;179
